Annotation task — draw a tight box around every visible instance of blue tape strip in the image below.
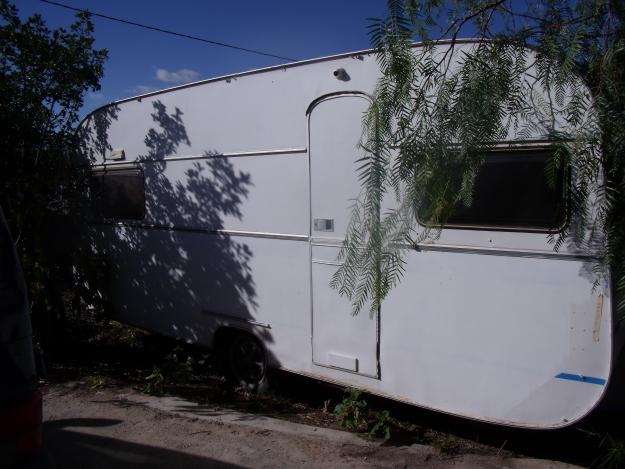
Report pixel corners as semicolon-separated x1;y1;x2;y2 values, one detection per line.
555;373;606;386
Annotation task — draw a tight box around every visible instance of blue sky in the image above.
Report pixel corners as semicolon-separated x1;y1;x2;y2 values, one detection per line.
16;0;389;114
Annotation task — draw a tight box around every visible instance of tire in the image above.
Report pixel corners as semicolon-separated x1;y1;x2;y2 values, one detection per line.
223;331;268;394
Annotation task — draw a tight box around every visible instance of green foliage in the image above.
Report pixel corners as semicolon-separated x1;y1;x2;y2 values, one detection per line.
334;388;368;430
368;409;391;440
593;434;625;469
583;429;625;469
143;366;165;396
0;0;107;342
333;388;392;439
165;346;195;385
334;0;625;318
143;345;195;395
89;375;107;390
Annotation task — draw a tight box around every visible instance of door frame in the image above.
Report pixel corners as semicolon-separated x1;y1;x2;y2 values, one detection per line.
306;91;381;379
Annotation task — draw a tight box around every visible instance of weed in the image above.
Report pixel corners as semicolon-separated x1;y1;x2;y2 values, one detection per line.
89;375;107;389
142;345;196;395
143;366;165;396
593;433;625;469
65;302;145;349
368;410;391;440
334;388;368;430
165;346;194;385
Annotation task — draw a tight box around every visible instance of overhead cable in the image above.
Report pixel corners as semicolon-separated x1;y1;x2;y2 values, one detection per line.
40;0;298;62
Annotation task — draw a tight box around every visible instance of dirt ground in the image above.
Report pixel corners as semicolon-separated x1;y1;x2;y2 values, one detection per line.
41;384;582;469
33;320;624;468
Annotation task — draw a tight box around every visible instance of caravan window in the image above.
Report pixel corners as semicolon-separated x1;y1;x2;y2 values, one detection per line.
91;168;145;220
420;150;567;231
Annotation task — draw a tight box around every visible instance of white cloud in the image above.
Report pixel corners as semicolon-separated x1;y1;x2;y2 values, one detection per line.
131;85;160;94
87;92;105;101
155;67;200;84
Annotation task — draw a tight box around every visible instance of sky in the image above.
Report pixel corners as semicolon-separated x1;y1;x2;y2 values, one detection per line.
16;0;390;115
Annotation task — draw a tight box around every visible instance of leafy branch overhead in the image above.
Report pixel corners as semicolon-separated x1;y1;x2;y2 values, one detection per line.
0;0;107;341
333;0;625;317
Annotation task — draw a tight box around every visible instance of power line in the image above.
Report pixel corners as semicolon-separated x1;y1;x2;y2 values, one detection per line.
40;0;298;62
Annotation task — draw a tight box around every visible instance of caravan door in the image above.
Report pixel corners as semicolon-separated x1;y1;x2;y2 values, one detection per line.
308;93;379;378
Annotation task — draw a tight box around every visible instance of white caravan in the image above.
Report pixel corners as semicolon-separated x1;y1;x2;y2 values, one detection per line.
78;41;621;429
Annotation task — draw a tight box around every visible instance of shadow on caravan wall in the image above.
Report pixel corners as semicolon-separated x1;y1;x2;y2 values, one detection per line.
79;100;274;386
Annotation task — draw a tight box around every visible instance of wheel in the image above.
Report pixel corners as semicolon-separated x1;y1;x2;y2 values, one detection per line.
224;331;268;393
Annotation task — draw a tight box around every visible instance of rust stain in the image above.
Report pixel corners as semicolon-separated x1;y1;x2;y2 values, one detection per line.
592;294;604;342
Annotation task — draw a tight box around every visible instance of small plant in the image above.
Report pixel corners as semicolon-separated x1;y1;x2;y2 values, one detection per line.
142;345;195;396
334;388;368;430
368;409;391;440
165;346;194;385
593;433;625;469
143;366;165;396
89;375;107;390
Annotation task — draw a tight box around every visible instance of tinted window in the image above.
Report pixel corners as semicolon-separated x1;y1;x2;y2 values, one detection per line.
421;150;566;231
91;169;145;220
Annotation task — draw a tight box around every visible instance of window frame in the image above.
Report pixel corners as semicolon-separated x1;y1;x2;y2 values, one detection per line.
91;166;146;221
415;146;570;234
